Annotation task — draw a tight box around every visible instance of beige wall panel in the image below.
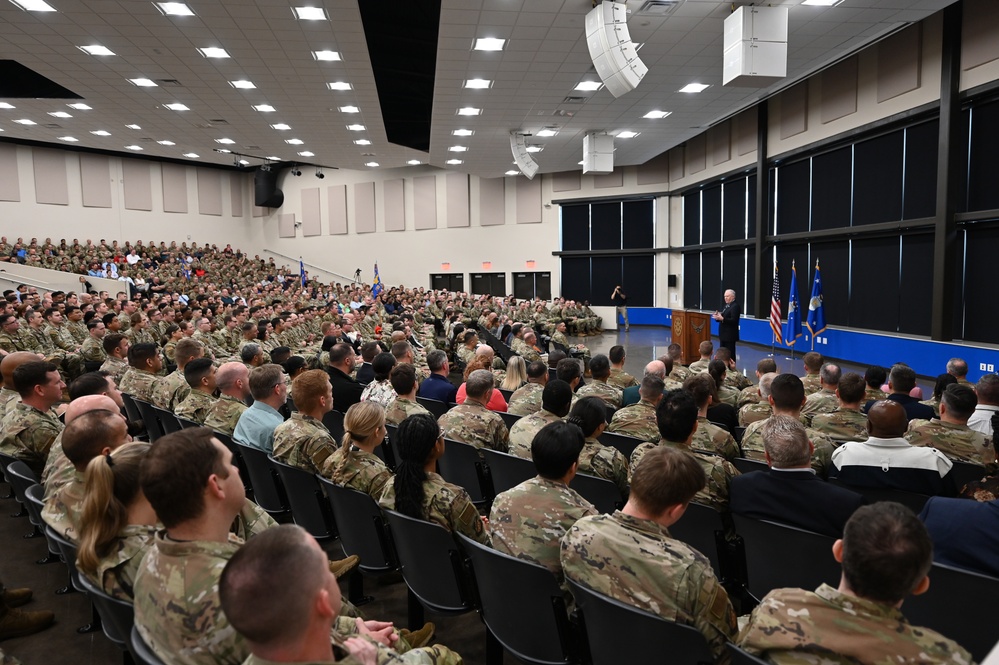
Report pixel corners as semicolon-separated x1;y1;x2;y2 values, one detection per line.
33;149;69;206
877;25;922;103
637;153;669;185
354;182;376;234
80;154;112;208
329;185;348;235
780;83;809;139
733;108;757;156
446;172;470;228
963;0;999;71
383;178;405;231
552;170;581;192
278;213;296;238
668;147;685;182
414;176;437;230
516;176;542;224
686;135;706;174
230;174;244;218
161;163;188;213
122;159;152;211
594;171;623;188
0;144;19;202
820;57;859;124
301;187;321;236
709;122;731;166
197;168;222;216
479;177;505;226
252;205;267;218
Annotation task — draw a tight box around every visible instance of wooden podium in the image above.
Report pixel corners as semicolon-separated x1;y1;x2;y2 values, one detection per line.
672;311;711;365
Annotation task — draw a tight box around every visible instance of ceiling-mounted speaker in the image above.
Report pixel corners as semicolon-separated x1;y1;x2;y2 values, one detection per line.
583;132;614;174
723;6;788;87
254;167;283;208
510;132;539;179
584;1;648;98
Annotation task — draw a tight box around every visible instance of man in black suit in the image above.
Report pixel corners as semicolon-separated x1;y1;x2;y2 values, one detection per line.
712;289;740;358
863;363;934;421
325;342;364;411
354;341;379;385
731;415;865;537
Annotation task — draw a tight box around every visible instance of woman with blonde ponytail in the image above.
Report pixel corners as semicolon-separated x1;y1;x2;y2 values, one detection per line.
76;443;158;601
321;401;394;499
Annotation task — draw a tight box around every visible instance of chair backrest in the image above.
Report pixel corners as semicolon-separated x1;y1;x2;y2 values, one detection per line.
318;478;396;573
177;416;202;429
498;411;521;430
731;457;769;475
498;388;514;402
233;442;289;515
456;532;574;665
0;450;18;478
668;502;725;579
567;579;714;665
120;393;142;425
268;456;335;539
597;431;643;460
212;431;251;494
23;482;47;528
826;478;930;514
416;396;450;419
45;524;85;592
902;562;999;662
732;514;840;602
132;399;164;442
75;571;135;649
153;406;183;435
569;472;622;514
84;360;104;373
322;410;346;440
482;449;536;495
438;438;492;504
726;643;770;665
374;436;396;470
385;423;401;471
382;508;475;615
5;460;38;506
131;625;168;665
949;460;987;491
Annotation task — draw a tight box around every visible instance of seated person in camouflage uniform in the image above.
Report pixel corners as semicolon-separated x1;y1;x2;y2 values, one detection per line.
801;364;842;426
708;359;741;408
561;445;737;661
606;345;638;390
379;413;490;545
905;383;996;467
491;420;597;582
507;361;549;416
864;365;888;403
739;372;776;427
80;319;108;364
684;373;740;461
607;374;664;443
508;380;573;459
800;351;824;396
737;502;973;665
174;358;218;425
811;372;869;444
151;337;202;411
565;396;630;496
575;355;622;409
737;358;777;409
687;341;713;374
118;342;163;404
438;370;509;453
99;333;130;385
203;362;250;435
323;400;393;499
0;361;65;478
919;373;957;419
714;347;752;392
384;363;430;426
272;369;338;475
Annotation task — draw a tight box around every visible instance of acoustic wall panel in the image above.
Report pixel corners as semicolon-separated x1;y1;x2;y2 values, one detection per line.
734;108;758;156
516;176;542;224
479;177;505;227
594;171;623;188
637;153;669;185
446;173;469;228
552;171;581;192
963;0;999;71
709;122;732;165
877;25;921;103
278;213;296;238
780;83;808;139
686;134;706;174
230;174;243;218
354;182;376;234
384;178;405;231
252;206;267;218
80;154;112;208
301;187;321;236
162;163;188;213
33;149;68;205
122;159;152;211
668;147;685;183
197;168;222;216
414;176;437;230
821;57;858;124
329;184;347;234
0;144;18;202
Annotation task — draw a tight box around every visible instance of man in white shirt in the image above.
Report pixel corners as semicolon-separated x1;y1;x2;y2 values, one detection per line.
967;374;999;437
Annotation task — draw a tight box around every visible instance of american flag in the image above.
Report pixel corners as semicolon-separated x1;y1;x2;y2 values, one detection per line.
770;262;783;344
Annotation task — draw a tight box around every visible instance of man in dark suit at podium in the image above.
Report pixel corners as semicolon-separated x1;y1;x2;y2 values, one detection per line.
713;289;740;359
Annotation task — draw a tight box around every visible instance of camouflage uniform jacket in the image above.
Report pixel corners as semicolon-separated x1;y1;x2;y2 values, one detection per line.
0;330;32;353
507;382;544;416
739;401;772;427
688;359;710;374
801;388;839;426
737;386;762;408
561;511;737;661
865;386;888;402
272;413;337;475
742;417;835;476
361;379;397;408
175;390;218;425
0;401;64;478
801;374;822;396
736;584;972;665
607;367;638;390
45;323;78;352
119;368;162;403
133;532;247;665
151;369;190;411
80;336;107;362
438;401;509;452
670;365;693;383
919;397;942;418
384;397;430;426
378;472;490;545
322;446;393;499
905;418;996;466
490;476;597;577
724;369;752;391
576;380;623;409
203;395;248;435
41;469;84;540
508;409;564;459
0;387;19;421
578;437;630;496
811;407;868;444
84;524;157;601
607;400;660;444
692;416;740;461
717;385;741;407
67;320;88;344
41;436;72;498
631;440;739;513
100;356;129;384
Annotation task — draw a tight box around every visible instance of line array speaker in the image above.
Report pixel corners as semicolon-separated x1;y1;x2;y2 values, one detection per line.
584;2;648;98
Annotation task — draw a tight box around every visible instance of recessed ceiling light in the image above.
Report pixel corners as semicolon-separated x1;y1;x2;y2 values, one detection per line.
453;129;474;137
536;129;558;138
292;6;326;20
313;50;341;61
183;152;199;158
286;138;304;145
157;140;175;145
78;45;115;56
354;139;371;146
253;104;276;113
67;103;91;110
13;119;35;125
327;81;352;91
446;159;463;165
197;47;229;58
58;136;78;142
457;107;481;116
802;0;843;5
48;111;72;118
643;110;671;119
298;151;315;157
365;162;379;167
228;80;255;89
164;103;189;111
9;0;56;11
574;81;602;91
0;103;14;109
215;138;235;144
616;131;640;139
155;2;195;16
346;124;365;131
338;106;359;113
578;161;585;165
128;78;157;87
125;145;143;151
464;79;492;89
473;38;505;51
526;146;542;153
505;170;520;176
238;159;250;165
679;83;710;93
126;124;141;129
407;160;421;165
270;123;291;130
90;130;111;136
448;146;468;152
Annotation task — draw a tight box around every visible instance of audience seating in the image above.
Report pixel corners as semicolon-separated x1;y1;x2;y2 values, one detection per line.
0;451;22;511
5;461;41;537
481;449;535;495
322;410;346;440
416;397;450;419
268;456;336;540
120;394;143;430
596;431;643;460
668;502;726;579
232;442;289;516
76;573;135;663
132;399;165;442
177;416;201;429
153;406;183;435
826;479;930;514
45;525;102;633
498;388;514;402
23;483;62;565
949;460;989;491
497;411;521;430
438;438;493;504
731;458;768;475
212;430;251;497
131;625;168;665
569;473;623;514
384;423;402;471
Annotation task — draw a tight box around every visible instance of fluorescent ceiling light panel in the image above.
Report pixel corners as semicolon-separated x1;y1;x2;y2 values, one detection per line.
157;140;175;145
313;50;341;61
128;78;157;87
58;136;78;142
407;160;421;165
229;80;255;89
0;103;14;109
473;38;505;51
526;146;542;153
183;152;199;158
463;79;492;89
253;104;276;112
446;159;463;165
78;45;115;56
215;138;235;144
48;111;72;118
453;129;474;137
448;146;468;152
298;151;315;157
126;124;141;129
292;6;326;20
505;170;520;176
574;81;602;91
457;107;481;116
346;124;365;131
643;110;671;119
535;129;558;137
365;162;379;167
90;130;111;136
67;103;91;110
9;0;56;11
265;156;280;161
338;106;359;113
285;138;304;145
354;139;371;145
616;131;640;138
155;2;194;16
13;118;35;125
238;160;249;165
679;83;710;93
198;47;229;58
164;103;189;111
327;81;352;91
270;123;291;130
125;145;143;151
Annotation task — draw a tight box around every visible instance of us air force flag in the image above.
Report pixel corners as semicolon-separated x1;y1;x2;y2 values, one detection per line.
806;259;826;340
785;260;802;347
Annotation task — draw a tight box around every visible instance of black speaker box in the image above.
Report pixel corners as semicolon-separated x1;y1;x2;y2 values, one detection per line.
668;274;678;287
254;168;284;208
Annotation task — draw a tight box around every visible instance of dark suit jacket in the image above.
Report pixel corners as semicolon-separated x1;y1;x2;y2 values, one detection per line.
919;496;999;577
863;393;934;421
327;365;364;411
718;302;740;343
417;373;458;404
355;362;374;385
731;467;866;537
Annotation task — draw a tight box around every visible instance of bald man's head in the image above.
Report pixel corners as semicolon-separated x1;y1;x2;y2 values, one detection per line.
1;351;42;388
65;394;119;424
866;400;908;438
215;362;249;393
644;360;667;379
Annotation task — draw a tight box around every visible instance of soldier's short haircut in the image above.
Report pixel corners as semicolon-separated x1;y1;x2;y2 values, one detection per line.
291;369;330;413
888;363;917;393
803;351;823;371
129;312;143;326
426;349;448;373
526;360;547;380
941;383;977;420
976;373;999;405
68;371;112;401
761;415;811;468
608;345;626;364
465;369;494;400
372;352;397;382
184;357;214;388
249;364;284;401
836;373;866;404
86;319;102;331
865;365;887;389
820;364;842;386
65;305;80;316
0;313;14;327
103;333;127;356
12;360;58;397
698;340;713;357
588;354;610;380
215;363;246;392
141;427;228;529
841;502;933;605
667;343;683;360
239;343;262;364
556;358;581;384
270;347;292;366
757;358;777;374
714;347;732;363
567;395;608;438
531;421;585;480
42;307;58;320
540;379;573;417
629;446;705;515
328;343;353;366
390;341;412;361
547;350;567;368
656;388;699;442
127;343;158;369
770;373;806;410
361;341;381;363
102;313;118;327
389;363;418;395
639;374;666;401
174;338;204;367
946;357;968;378
63;410;124;470
241;322;256;334
220;524;324;646
683;373;715;410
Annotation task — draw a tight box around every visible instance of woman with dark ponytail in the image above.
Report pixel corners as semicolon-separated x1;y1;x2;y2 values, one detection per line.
379;413;489;544
566;396;630;496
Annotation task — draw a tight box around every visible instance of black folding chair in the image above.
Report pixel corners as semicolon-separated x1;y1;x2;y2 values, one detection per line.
76;573;135;662
731;457;769;475
23;483;62;564
385;423;402;470
482;448;536;495
597;430;643;460
826;478;930;514
177;416;201;429
132;399;164;442
268;456;336;539
5;461;41;536
212;431;251;496
438;438;493;504
949;460;988;491
232;442;289;516
120;393;143;427
46;525;102;633
497;411;521;430
153;406;183;435
569;472;623;514
322;410;346;440
669;502;726;579
416;396;451;419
